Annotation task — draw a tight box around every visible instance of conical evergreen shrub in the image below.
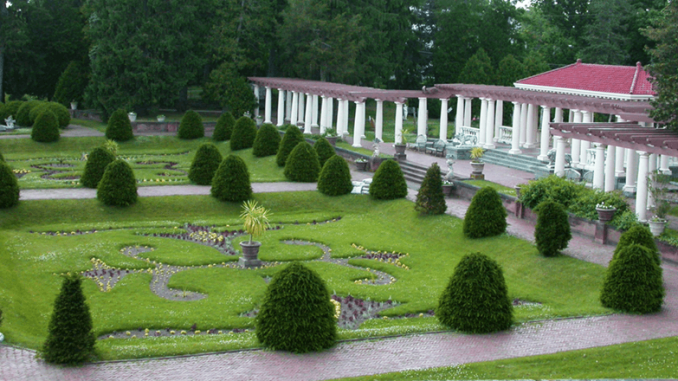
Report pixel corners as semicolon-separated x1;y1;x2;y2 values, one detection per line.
600;243;664;314
97;159;138;206
31;110;60;143
284;142;321;182
0;161;20;208
16;100;42;126
32;102;71;129
252;123;281;157
0;151;4;162
463;187;507;238
42;274;95;365
230;116;257;151
276;125;305;167
177;110;205;140
256;262;337;353
369;159;407;200
313;137;336;168
1;100;24;120
415;163;447;214
318;156;353;196
80;147;116;188
105;109;134;142
437;252;513;333
188;143;223;185
534;200;571;257
53;60;89;106
211;155;252;202
613;225;660;265
213;112;236;141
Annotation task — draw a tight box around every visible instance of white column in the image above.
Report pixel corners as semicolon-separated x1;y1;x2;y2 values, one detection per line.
290;91;298;126
417;97;427;136
648;153;658;208
525;104;537;148
439;98;448;140
509;101;522;154
276;89;285;127
455;96;464;135
623;150;638;193
320;96;328;131
571;110;582;167
494;100;503;141
342;99;350;136
615;147;626;177
376;99;384;141
553;107;563;148
327;98;334;130
253;85;260;118
312;95;319;128
579;111;592;168
298;93;305;126
636;151;649;222
336;99;344;136
660;155;671;175
605;145;616;192
592;144;605;189
353;101;365;147
479;98;488;147
464;98;472;127
285;91;292;123
485;99;496;149
519;103;528;146
395;101;404;144
264;86;272;123
538;105;551;161
304;93;312;134
554;137;566;177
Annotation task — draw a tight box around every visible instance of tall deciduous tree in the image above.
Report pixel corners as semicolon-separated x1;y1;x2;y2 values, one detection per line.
534;0;590;63
579;0;631;65
458;48;495;85
496;54;526;87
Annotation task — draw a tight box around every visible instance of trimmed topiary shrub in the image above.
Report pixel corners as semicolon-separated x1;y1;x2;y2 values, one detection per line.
613;225;660;265
415;163;447;215
318;155;353;196
1;100;25;121
256;262;337;353
0;150;4;162
53;60;89;106
31;110;60;143
188;143;223;185
97;159;138;207
31;102;71;129
230;116;257;151
437;252;513;333
252;123;281;157
463;187;507;238
284;142;321;182
177;110;205;140
0;161;20;208
211;155;252;202
41;274;95;365
276;125;305;167
16;100;42;127
519;175;584;209
105;109;134;142
369;159;408;200
213;112;236;141
313;137;336;168
600;243;664;314
534;200;571;257
80;147;116;188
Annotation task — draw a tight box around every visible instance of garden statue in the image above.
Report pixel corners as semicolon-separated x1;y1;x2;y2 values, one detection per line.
372;143;380;158
4;116;15;129
444;158;456;181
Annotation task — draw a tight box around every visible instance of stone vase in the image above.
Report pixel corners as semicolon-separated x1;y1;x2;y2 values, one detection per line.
239;241;262;268
596;207;616;223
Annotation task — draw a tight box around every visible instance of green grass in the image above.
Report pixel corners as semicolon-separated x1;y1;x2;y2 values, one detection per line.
72;118;108;132
335;336;678;380
463;180;516;196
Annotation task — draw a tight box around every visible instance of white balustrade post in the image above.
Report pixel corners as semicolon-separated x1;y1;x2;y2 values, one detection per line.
485;99;496;149
290;92;298;126
538;105;551;161
479;98;488;147
312;95;319;128
592;144;605;189
276;89;285;126
395;101;404;144
494;100;503;141
417;97;427;136
624;150;638;193
439;98;448;141
660;155;671;175
304;93;313;134
605;145;616;192
636;151;649;222
285;91;292;123
376;99;384;141
455;95;464;135
554;137;566;177
464;97;472;127
509;101;522;154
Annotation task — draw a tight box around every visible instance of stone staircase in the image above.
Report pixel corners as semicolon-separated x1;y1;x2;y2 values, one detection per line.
481;149;547;174
399;160;430;184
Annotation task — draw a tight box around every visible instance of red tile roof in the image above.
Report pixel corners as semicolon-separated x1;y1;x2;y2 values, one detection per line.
516;60;655;97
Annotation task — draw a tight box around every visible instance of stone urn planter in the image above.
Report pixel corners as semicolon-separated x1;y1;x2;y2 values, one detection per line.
394;144;407;155
157;115;166;122
70;102;78;110
356;160;368;171
649;219;666;237
128;112;137;122
326;136;338;146
239;241;262;268
596;207;617;222
470;161;485;180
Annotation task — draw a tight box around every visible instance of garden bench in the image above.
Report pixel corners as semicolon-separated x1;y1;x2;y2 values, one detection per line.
425;139;446;157
415;135;427;152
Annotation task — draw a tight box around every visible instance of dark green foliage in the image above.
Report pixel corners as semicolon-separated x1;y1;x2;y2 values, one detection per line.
613;226;660;265
97;160;138;207
569;190;629;223
188;143;223;185
369;160;408;200
496;54;526;87
53;61;90;106
0;161;20;209
437;253;513;333
256;262;337;353
31;110;60;143
313;137;336;168
601;244;664;314
534;200;571;257
212;112;236;141
16;100;42;126
80;147;116;188
1;101;25;121
284;143;321;182
230;116;257;151
211;155;252;202
458;48;495;85
276;125;305;167
42;274;95;365
318;155;353;196
253;123;281;157
415;163;447;215
519;175;583;209
463;187;507;238
105;109;134;142
0;151;4;162
47;103;71;129
177;110;205;140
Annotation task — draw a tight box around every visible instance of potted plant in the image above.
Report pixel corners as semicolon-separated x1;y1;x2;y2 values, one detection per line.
157;114;166;122
649;202;669;237
256;115;263;127
394;128;410;155
355;158;369;171
323;128;339;146
442;180;454;196
648;170;671;236
514;184;524;198
470;147;485;179
70;101;78;110
128;112;137;122
595;202;617;222
239;200;271;267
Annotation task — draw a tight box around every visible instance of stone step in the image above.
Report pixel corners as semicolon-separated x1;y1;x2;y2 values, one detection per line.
398;161;428;184
482;149;547;174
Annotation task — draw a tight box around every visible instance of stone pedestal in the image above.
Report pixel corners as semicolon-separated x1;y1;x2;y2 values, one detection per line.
395;153;407;162
470;173;485;180
239;242;262;268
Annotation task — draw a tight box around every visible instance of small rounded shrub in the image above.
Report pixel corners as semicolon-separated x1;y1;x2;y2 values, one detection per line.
437;252;513;333
31;110;60;143
16;100;42;126
177;110;205;140
80;147;116;188
29;103;48;125
31;102;71;128
415;163;447;215
213;112;236;141
256;262;336;353
613;225;660;265
313;137;336;168
519;175;583;209
369;160;408;200
276;125;305;167
463;187;507;238
600;243;664;314
252;123;281;157
105;109;134;142
97;159;138;206
318;155;353;196
0;161;20;208
1;100;25;121
534;200;571;257
230;116;257;151
211;155;252;202
188;143;223;185
284;142;321;182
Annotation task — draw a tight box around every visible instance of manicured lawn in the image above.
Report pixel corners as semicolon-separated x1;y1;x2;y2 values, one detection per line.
463;180;516;196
